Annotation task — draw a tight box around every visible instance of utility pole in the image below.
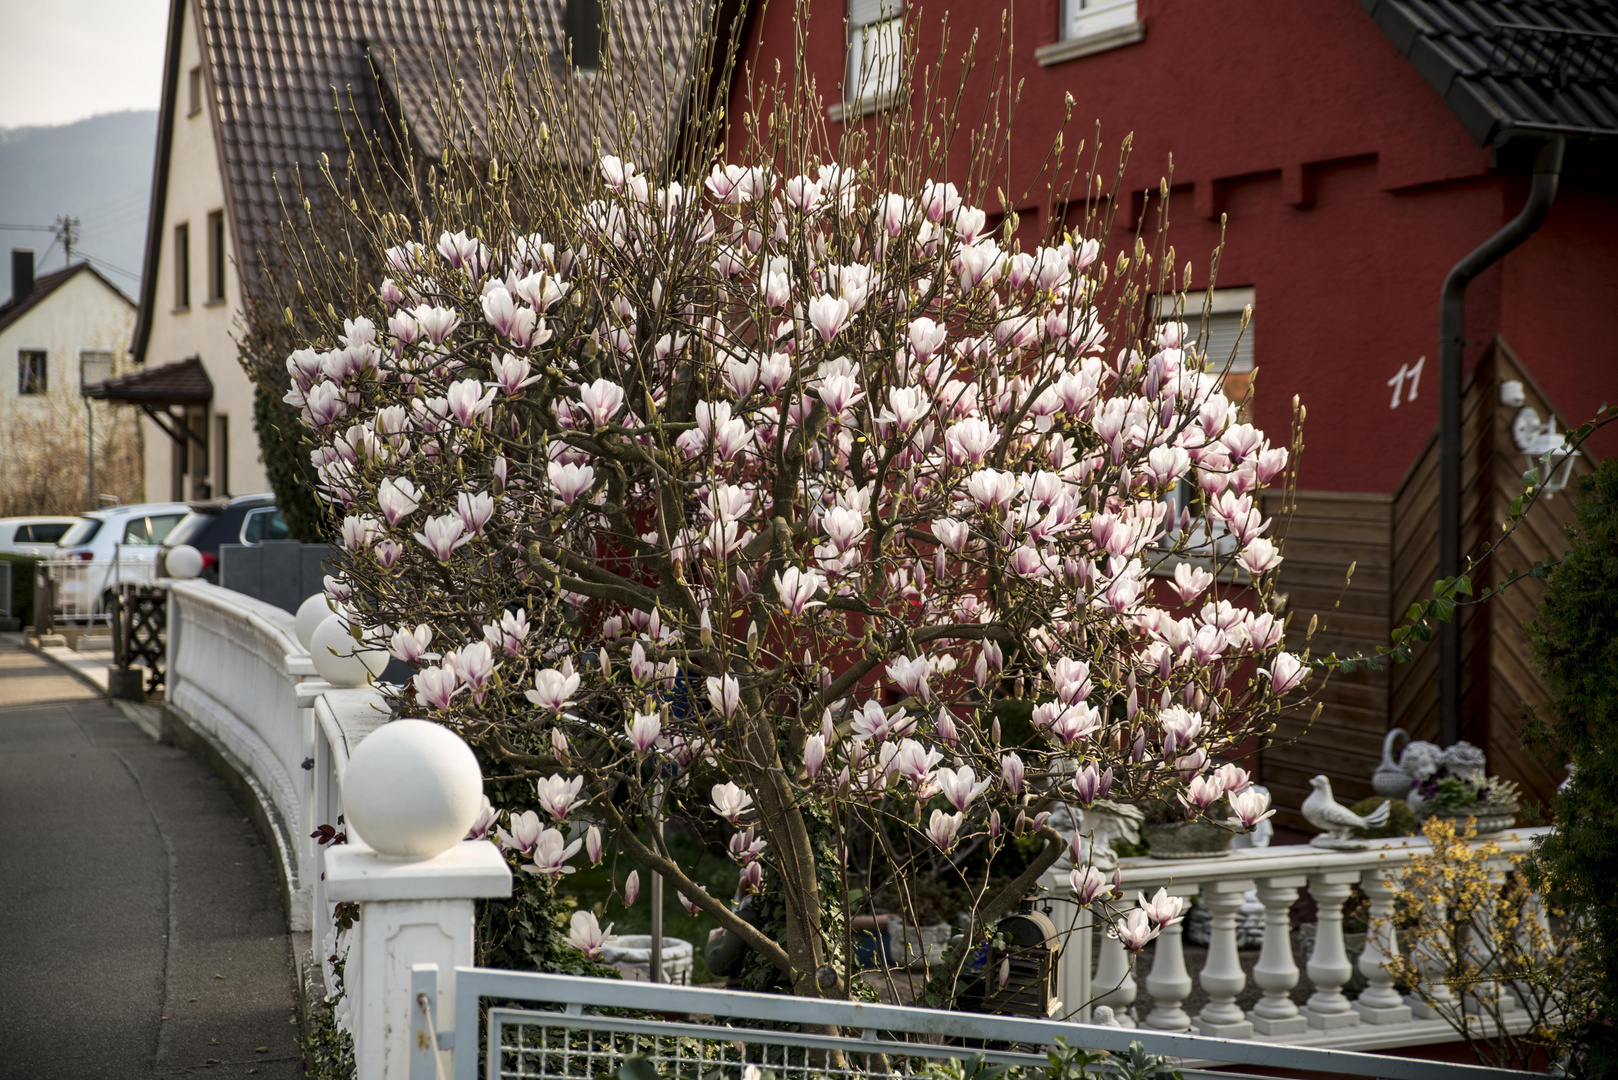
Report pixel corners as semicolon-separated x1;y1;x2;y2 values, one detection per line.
54;214;80;267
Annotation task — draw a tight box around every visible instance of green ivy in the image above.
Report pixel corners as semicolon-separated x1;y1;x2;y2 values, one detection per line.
1523;456;1618;1078
299;952;356;1080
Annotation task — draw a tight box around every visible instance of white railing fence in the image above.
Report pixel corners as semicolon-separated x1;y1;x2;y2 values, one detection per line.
41;555;156;623
1042;828;1552;1053
408;966;1540;1080
161;582;1554;1080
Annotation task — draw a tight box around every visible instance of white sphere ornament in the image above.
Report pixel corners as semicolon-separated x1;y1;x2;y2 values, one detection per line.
342;719;484;858
295;593;336;651
309;613;388;686
166;544;203;579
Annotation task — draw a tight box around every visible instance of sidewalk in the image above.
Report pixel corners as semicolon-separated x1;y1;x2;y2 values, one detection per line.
0;640;302;1078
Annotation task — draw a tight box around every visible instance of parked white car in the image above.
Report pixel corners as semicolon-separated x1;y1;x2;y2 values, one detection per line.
50;503;192;618
0;517;78;558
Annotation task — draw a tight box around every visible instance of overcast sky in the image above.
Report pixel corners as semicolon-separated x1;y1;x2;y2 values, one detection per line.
0;0;169;129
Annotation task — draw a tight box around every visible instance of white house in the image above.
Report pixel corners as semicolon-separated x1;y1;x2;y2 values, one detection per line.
0;251;138;499
123;0;691;504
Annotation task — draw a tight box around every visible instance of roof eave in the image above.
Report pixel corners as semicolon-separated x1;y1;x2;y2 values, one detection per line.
130;0;190;367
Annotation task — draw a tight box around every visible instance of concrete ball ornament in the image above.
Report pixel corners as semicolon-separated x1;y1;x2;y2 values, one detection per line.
166;544;204;580
341;719;484;858
297;592;347;651
309;613;388;686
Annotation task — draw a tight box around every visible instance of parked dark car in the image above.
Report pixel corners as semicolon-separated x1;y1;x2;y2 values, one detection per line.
159;494;291;584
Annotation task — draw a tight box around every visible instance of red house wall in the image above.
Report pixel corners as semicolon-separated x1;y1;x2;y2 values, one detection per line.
725;0;1617;491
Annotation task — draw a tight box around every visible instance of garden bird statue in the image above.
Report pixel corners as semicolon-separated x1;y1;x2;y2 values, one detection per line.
1303;774;1390;847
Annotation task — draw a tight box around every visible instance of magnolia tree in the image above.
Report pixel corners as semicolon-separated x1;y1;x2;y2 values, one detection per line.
284;14;1306;1006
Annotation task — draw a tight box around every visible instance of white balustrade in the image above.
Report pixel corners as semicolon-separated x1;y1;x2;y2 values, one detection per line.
1142;885;1196;1031
166;580;320;929
1194;878;1254;1037
1248;874;1308;1035
1043;826;1552;1052
1355;867;1413;1025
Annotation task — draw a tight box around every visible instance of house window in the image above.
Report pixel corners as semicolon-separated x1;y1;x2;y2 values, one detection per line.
846;1;903;108
80;350;114;394
17;350;47;395
207;210;226;303
188;66;203;116
1037;0;1144;66
1158;287;1255;374
565;0;603;72
214;415;229;496
174;222;190;310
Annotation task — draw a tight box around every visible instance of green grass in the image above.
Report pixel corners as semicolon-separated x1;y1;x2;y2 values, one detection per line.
561;825;740;985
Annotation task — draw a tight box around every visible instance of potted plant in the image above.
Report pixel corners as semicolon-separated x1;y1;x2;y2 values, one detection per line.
1403;740;1519;834
1137;763;1266;859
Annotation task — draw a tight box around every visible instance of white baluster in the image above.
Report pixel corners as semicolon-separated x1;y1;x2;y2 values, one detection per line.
1354;866;1413;1024
1405;912;1459;1020
1304;871;1362;1030
1092;925;1138;1026
1144;886;1197;1031
1248;874;1307;1036
1194;879;1254;1038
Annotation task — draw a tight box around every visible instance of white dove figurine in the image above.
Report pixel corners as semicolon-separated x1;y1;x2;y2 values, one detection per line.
1303;774;1390;846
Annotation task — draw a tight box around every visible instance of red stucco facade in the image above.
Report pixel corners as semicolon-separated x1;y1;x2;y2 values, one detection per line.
726;0;1618;492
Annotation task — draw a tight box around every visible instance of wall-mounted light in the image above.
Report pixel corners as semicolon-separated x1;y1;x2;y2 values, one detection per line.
1512;406;1579;496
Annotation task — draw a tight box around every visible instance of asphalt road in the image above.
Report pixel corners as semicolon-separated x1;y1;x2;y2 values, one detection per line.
0;643;302;1078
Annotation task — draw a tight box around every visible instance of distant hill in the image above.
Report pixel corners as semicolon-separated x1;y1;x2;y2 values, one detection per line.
0;110;157;303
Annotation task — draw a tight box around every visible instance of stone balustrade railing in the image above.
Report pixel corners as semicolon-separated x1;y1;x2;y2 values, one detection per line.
1043;828;1552;1050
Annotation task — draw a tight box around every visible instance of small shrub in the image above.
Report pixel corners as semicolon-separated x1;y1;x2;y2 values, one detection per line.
1349;796;1417;839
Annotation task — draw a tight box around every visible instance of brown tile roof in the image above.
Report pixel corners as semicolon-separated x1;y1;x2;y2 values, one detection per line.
0;263;134;337
133;0;699;367
84;356;213;404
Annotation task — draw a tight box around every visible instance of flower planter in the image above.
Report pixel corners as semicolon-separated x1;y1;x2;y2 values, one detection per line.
1421;806;1518;836
600;935;694;984
1142;820;1233;859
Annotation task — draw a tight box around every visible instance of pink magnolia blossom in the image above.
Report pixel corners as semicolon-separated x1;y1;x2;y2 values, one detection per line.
623;870;640;906
547;461;596;506
497;809;544;857
389;624;432;664
567;911;614;959
523;827;583;877
377;476;421;525
577;378;626;428
413;665;462;710
1114;908;1161;952
625;710;662;753
710;781;753;824
773;566;827;616
706;674;742;718
804;733;827;778
1069;865;1112;906
535;774;585;821
413;514;471;560
885;655;932;701
1237;536;1283;574
1177;773;1227;818
465;796;498;841
807;294;852;342
1138;887;1187;929
927;808;963;852
1265;652;1308;694
1001;752;1025;796
1230;786;1276;828
526;664;581;712
937;766;990;812
1071;762;1113;806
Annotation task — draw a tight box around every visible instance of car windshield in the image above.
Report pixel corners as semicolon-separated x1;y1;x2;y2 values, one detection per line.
122;513;185;545
243;509;289;543
57;518;103;548
165;513;216;548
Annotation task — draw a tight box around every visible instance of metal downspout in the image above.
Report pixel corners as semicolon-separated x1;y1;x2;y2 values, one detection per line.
1437;136;1565;746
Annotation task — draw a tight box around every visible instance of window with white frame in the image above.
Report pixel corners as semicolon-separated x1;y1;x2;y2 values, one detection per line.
846;0;903;108
1158;286;1254;374
1062;0;1139;42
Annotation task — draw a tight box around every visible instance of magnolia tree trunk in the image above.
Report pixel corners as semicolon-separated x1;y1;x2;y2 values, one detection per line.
276;1;1306;1006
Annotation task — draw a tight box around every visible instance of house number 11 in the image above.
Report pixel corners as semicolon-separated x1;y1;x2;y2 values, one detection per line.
1387;356;1425;408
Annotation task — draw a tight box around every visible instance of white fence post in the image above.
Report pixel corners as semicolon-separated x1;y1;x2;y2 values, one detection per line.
326;840;511;1080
